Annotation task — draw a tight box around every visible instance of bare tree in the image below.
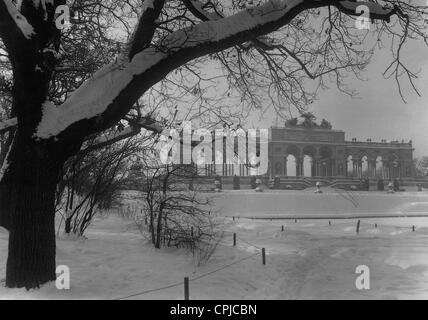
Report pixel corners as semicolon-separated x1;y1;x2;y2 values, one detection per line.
0;0;426;289
414;156;428;177
133;143;214;249
56;134;144;236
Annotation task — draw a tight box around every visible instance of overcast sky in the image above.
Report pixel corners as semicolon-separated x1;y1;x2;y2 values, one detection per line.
249;37;428;158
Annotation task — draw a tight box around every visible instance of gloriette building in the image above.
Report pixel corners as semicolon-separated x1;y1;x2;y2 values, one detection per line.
268;126;414;180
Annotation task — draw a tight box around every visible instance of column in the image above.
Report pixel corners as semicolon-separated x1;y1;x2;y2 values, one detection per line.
295;159;299;177
331;159;336;177
352;159;358;177
344;158;349;177
296;157;303;177
383;161;389;179
311;159;316;177
283;158;288;176
314;157;321;177
368;159;376;178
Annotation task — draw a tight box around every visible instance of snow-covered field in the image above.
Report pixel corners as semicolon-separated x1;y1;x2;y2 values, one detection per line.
1;190;428;300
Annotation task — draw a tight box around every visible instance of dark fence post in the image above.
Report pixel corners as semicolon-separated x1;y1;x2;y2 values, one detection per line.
281;225;284;232
356;220;361;234
184;277;189;300
233;233;236;246
262;248;266;265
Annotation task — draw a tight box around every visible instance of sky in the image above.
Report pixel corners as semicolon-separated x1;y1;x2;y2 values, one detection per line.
248;37;428;159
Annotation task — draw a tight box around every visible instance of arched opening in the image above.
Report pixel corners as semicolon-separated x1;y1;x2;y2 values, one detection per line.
375;156;383;177
286;154;297;176
347;155;353;176
303;155;313;177
302;146;316;177
286;145;300;177
361;156;368;177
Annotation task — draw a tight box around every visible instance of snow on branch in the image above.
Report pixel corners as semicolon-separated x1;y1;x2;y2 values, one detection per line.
2;0;35;39
129;0;165;59
35;0;398;140
78;116;165;156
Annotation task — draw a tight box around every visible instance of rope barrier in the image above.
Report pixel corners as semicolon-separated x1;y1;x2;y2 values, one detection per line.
113;251;260;300
235;235;263;250
220;230;263;250
190;252;260;282
115;281;183;300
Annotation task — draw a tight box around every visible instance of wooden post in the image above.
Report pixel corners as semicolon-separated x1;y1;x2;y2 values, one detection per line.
233;216;235;221
281;225;284;232
233;233;236;246
412;225;415;232
329;220;331;226
375;223;377;228
184;277;189;300
262;248;266;265
356;220;361;234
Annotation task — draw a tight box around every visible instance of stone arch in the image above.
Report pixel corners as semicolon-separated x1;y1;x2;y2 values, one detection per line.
303;155;313;177
302;145;317;157
286;154;297;176
286;145;301;157
302;146;316;177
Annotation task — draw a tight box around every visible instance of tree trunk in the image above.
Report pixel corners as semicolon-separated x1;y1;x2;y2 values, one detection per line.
0;133;66;289
155;209;163;249
64;216;72;234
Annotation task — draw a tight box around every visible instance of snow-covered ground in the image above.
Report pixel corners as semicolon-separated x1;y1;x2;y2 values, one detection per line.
1;190;428;299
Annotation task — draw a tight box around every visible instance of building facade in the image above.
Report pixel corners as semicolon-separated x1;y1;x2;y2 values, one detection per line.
268;126;414;179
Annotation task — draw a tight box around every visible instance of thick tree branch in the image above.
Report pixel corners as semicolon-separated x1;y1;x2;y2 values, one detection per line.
128;0;166;60
35;0;400;143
